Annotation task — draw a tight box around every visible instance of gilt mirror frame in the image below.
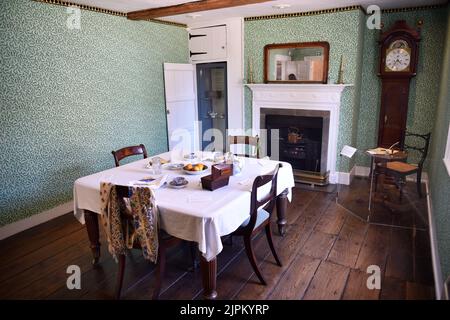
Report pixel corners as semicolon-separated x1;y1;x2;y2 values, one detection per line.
264;41;330;84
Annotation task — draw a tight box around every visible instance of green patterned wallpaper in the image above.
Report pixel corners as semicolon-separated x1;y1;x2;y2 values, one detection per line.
244;9;365;172
0;0;187;226
355;8;448;167
429;5;450;286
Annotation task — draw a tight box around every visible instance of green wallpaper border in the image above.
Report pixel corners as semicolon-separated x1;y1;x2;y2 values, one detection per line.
32;0;188;28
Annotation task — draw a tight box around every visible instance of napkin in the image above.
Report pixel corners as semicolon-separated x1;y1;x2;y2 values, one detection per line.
130;174;168;189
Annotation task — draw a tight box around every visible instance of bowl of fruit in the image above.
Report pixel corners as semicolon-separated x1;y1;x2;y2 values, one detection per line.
183;163;208;175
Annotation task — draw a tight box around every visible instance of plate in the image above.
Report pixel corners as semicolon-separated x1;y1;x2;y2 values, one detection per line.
168;180;188;189
162;163;184;170
183;164;208;175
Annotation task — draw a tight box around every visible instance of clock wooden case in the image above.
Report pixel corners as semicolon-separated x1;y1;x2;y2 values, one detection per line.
377;20;421;149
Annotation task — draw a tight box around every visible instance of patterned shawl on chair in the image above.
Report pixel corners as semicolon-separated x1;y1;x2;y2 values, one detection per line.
99;182;159;263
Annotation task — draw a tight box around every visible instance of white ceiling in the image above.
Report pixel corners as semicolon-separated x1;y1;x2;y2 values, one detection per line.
68;0;448;24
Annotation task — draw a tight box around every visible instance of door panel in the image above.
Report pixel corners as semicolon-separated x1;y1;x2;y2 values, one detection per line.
163;63;198;152
378;80;409;148
196;62;227;151
189;25;227;61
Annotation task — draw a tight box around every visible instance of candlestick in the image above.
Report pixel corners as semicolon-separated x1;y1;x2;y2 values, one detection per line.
336;55;345;84
248;57;254;84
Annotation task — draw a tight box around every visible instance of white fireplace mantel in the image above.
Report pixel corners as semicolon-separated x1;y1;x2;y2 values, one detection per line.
245;83;353;184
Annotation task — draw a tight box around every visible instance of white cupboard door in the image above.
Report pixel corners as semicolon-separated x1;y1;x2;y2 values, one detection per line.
210;25;227;60
189;25;227;61
163;63;198;153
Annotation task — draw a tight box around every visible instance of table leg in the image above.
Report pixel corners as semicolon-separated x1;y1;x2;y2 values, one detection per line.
276;188;288;236
200;255;217;300
369;157;375;213
84;210;101;266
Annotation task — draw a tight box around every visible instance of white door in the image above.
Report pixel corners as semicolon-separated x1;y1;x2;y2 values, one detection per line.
189;25;227;61
163;63;198;153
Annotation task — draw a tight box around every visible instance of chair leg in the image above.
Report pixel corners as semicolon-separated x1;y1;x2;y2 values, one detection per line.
416;170;423;198
152;246;166;300
399;178;404;202
265;223;282;267
374;173;379;192
243;235;266;285
115;254;126;300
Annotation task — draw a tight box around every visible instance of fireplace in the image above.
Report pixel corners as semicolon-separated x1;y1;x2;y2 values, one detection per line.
246;83;352;184
261;108;330;185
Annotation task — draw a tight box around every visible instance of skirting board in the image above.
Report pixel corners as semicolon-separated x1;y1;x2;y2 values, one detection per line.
425;181;444;300
329;166;356;185
0;201;73;240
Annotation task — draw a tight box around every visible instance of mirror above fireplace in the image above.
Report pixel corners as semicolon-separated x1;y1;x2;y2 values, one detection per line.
264;42;330;84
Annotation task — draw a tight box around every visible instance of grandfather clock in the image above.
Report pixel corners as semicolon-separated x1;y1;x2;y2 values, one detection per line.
377;20;421;148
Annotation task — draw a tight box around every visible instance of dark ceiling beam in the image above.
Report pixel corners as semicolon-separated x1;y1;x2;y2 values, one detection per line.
127;0;274;20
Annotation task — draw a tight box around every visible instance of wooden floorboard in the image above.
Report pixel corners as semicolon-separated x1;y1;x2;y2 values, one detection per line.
233;193;335;300
355;225;391;275
327;214;367;268
0;182;435;300
303;260;350;300
301;231;336;260
0;213;83;267
380;276;406;300
342;269;380;300
268;254;320;300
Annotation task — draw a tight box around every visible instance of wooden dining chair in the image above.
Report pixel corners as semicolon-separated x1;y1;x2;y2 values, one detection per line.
230;164;282;285
114;185;182;300
375;132;431;200
228;135;260;158
111;144;148;167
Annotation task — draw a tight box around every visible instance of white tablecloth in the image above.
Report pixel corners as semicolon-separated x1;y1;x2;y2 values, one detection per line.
73;152;295;261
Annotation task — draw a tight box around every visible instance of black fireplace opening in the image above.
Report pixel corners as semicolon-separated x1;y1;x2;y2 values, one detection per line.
266;114;323;172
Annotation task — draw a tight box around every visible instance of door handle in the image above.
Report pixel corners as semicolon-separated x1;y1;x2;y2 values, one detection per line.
384;115;388;124
166;109;170;115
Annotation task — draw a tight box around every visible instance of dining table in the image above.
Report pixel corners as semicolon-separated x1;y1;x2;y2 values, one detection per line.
73;151;295;299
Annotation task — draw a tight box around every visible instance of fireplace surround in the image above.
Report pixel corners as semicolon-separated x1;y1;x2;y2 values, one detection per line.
246;83;352;184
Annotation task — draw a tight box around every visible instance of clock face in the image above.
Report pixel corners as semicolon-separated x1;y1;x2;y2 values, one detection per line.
385;48;411;72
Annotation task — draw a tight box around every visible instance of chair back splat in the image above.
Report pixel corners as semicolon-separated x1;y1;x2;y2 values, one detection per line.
245;164;280;232
228;135;260;158
111;144;148;167
404;131;431;169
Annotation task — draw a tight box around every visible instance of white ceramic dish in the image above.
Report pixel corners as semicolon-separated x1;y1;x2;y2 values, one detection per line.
162;163;184;170
183;164;208;175
168;180;188;189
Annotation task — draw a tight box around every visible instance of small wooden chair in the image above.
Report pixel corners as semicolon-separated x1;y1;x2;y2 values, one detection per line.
112;144;148;167
228;135;260;158
375;132;431;200
230;164;282;285
114;185;182;300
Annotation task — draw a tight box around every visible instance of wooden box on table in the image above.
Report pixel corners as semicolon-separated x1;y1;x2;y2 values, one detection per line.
201;163;233;191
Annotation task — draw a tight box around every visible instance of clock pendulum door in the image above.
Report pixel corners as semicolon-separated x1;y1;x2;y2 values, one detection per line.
378;79;410;148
